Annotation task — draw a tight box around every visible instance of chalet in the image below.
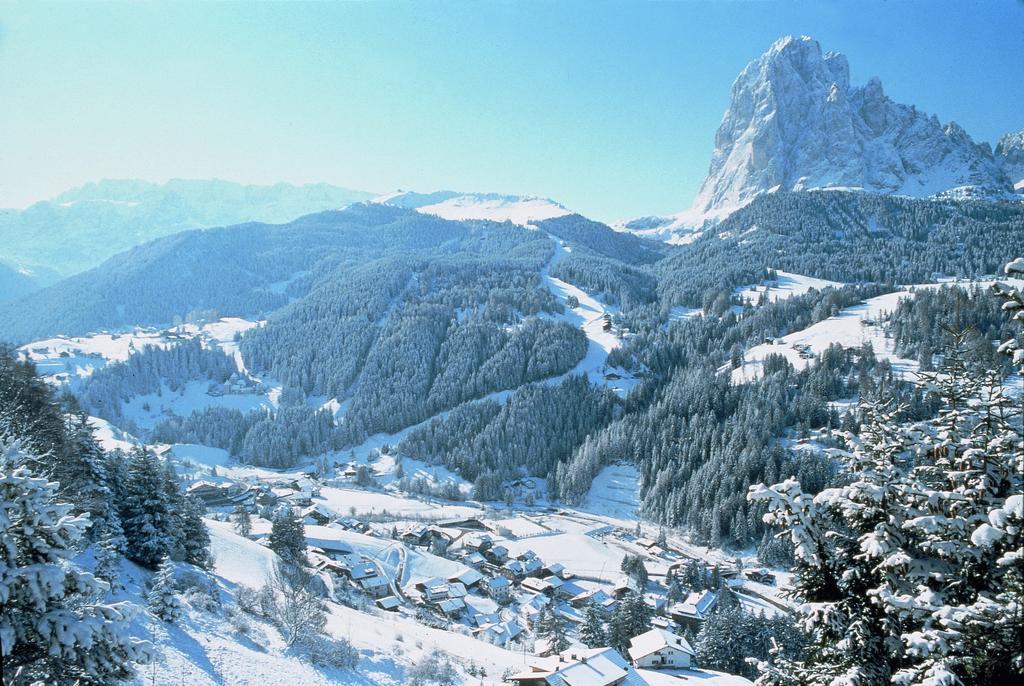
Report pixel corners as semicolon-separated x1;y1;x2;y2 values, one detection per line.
627;628;695;670
347;563;378;582
470;612;501;627
643;596;667;614
506;647;637;686
570;588;611;609
342;464;358;479
485;544;510;564
554;579;586;601
613;576;640;597
669;590;718;630
300;503;338;526
337;516;370;533
437;516;488;531
359;575;391;598
437;597;465;617
302;529;356;562
463;533;495;551
400;524;430;546
448;568;484;588
516;550;539;562
483;576;511;602
446;582;468;599
474;619;523;647
461;551;487;568
521;577;554;596
502;559;527;580
375;596;402;612
635;537;657;549
523;557;545;577
745;568;776;584
543;562;569;579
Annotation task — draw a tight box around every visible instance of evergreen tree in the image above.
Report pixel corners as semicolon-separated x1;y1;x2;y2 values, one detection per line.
269;508;307;566
148;557;184;623
0;440;151;684
120;448;176;568
606;591;650;653
749;275;1024;686
579;601;607;648
179;494;212;569
536;605;570;654
94;527;123;592
233;505;252;537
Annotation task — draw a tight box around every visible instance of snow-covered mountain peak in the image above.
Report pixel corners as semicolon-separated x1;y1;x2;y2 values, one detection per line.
996;129;1024;191
625;36;1018;240
372;190;571;226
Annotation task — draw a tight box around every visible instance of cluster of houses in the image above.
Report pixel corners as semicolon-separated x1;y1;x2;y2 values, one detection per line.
187;475;323;510
206;371;263;397
507;626;704;686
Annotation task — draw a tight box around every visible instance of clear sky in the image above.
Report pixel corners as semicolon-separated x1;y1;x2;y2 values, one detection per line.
1;0;1021;220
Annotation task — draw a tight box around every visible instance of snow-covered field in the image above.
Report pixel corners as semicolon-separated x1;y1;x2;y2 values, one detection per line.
734;270;843;306
581;464;641;520
730;278;1024;384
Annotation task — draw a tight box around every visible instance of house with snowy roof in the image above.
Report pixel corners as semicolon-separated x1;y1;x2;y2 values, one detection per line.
448;568;484;588
483;575;511;602
359;575;390;598
506;647;647;686
627;628;695;670
669;590;718;630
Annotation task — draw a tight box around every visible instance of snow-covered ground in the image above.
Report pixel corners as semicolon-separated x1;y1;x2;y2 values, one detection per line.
540;236;640;396
581;464;641;520
734;270;843;306
730;278;1024;384
374;189;570;226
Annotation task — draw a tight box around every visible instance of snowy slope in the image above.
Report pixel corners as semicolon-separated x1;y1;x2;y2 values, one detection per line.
624;35;1018;238
730;278;1024;383
374;190;570;226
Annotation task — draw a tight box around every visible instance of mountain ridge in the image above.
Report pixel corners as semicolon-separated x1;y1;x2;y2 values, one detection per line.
622;35;1021;241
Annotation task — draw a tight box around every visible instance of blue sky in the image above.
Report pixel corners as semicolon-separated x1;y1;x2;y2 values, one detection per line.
1;1;1021;220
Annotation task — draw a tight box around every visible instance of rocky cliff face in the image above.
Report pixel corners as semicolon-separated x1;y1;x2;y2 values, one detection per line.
996;129;1024;191
624;36;1018;240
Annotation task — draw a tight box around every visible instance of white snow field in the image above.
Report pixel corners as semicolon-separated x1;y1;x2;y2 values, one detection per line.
582;464;641;520
374;189;571;226
730;279;1024;384
734;270;843;306
540;235;640;396
121;521;527;686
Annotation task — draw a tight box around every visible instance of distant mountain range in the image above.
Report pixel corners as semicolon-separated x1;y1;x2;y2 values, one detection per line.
0;178;374;281
621;35;1023;241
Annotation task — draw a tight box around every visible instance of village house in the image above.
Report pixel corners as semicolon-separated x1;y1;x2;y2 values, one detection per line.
359;575;390;598
627;628;695;670
483;575;511;602
375;596;401;612
448;568;484;588
506;647;640;686
669;590;718;630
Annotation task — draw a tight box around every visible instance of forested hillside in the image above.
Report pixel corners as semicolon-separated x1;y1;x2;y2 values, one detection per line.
5;192;1023;548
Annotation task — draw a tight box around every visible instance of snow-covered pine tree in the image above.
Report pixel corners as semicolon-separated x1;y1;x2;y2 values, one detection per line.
120;448;176;568
148;556;184;623
94;527;124;592
233;504;252;537
0;440;151;683
749;259;1024;686
579;600;607;648
606;591;650;654
536;605;570;654
179;494;212;569
268;508;307;566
